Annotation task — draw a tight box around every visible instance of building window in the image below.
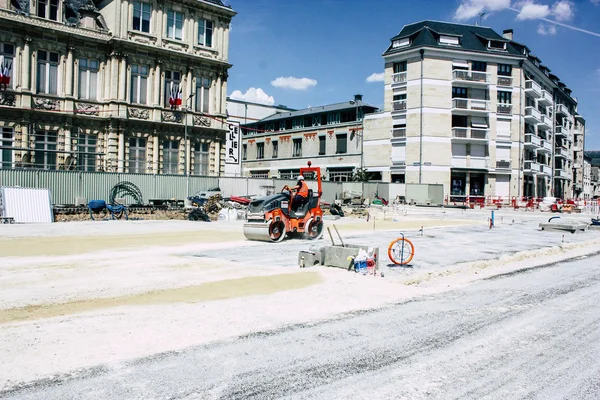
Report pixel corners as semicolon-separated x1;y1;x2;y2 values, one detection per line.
1;127;13;169
1;43;14;90
37;50;59;95
242;144;247;160
78;58;99;100
38;0;59;21
34;130;58;170
327;113;340;125
166;10;184;40
256;142;264;159
162;140;179;174
498;91;512;104
472;61;487;72
497;64;512;76
129;137;146;173
77;133;97;172
198;19;213;47
393;61;407;73
328;167;353;182
195;77;211;113
292;138;302;157
130;64;149;104
319;135;326;155
251;170;269;179
132;1;151;33
452;87;468;98
279;169;300;179
336;134;347;154
164;70;181;108
193;141;209;175
440;35;460;46
272;140;278;158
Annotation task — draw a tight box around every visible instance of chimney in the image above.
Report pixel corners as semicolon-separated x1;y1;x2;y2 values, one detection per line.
503;29;513;41
354;94;363;102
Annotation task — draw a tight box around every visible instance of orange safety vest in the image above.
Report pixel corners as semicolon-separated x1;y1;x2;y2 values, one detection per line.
298;180;309;198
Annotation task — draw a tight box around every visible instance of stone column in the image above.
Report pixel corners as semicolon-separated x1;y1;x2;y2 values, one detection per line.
109;52;120;100
22;37;31;91
107;125;119;171
223;22;230;61
153;133;159;174
213;141;220;176
66;46;74;97
215;74;222;115
64;125;72;154
118;55;127;101
153;61;162;107
118;130;125;172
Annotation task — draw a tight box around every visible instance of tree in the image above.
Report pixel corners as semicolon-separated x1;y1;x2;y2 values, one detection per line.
352;168;370;182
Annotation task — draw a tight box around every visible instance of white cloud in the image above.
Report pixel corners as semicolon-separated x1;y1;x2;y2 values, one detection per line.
366;72;384;83
454;0;511;21
229;88;275;105
592;0;600;5
537;23;557;35
517;2;551;20
270;77;317;90
551;0;574;21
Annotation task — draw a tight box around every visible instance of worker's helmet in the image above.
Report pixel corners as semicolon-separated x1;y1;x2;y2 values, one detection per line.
298;175;304;180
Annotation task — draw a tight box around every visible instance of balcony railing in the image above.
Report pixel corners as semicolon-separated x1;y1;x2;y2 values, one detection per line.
392;72;407;85
497;76;513;87
539;164;551;175
555;169;569;178
497;103;512;115
524;161;541;172
392;100;407;112
452;70;490;84
525;106;541;122
525;134;541;147
556;103;569;116
392;127;406;138
451;156;489;169
555;126;567;136
539;139;553;152
525;80;542;97
539;114;551;127
496;160;511;170
540;90;553;105
555;147;568;157
451;127;488;140
452;98;490;112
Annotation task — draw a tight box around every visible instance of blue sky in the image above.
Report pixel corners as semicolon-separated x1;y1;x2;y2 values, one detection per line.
226;0;600;148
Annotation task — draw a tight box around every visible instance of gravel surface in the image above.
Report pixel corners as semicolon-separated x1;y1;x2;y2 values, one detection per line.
3;253;600;399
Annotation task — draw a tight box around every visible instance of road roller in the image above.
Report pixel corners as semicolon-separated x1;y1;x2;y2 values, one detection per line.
243;162;324;242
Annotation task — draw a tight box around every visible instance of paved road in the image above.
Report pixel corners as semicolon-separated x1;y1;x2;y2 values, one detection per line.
3;254;600;400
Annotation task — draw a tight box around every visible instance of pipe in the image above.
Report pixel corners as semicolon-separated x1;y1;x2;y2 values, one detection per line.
419;49;424;184
517;61;523;198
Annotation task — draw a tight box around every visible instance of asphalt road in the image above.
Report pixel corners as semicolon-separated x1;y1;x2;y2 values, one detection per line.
3;253;600;400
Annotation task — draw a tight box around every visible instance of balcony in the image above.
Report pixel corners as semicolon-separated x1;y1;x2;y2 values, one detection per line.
495;160;511;170
525;80;542;98
524;134;541;148
555;169;569;179
555;126;567;137
452;70;491;85
391;127;406;143
539;90;553;105
539;164;552;175
524;106;541;123
451;156;489;170
539;114;552;129
574;162;582;169
391;72;407;86
524;161;541;173
573;143;583;152
555;147;568;158
497;103;512;115
497;76;513;87
451;98;490;114
392;100;407;113
451;127;488;141
556;103;569;117
540;139;553;153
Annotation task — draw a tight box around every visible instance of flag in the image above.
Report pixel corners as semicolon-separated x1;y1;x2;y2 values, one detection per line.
175;86;182;106
0;58;11;86
168;85;182;108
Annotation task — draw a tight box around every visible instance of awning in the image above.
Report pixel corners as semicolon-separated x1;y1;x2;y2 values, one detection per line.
452;59;469;68
471;116;489;128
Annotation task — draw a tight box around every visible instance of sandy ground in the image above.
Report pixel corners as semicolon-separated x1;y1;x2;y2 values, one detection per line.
1;206;600;392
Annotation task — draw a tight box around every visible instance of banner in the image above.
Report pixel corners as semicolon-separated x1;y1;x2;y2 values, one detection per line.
225;121;240;165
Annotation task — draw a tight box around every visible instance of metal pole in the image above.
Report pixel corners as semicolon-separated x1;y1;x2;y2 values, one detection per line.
419;49;424;184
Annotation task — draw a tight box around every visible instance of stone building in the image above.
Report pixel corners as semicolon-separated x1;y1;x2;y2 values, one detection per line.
0;0;235;175
363;21;585;200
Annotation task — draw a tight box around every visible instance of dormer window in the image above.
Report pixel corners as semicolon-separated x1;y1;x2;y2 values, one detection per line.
392;38;410;48
488;40;507;51
440;35;460;46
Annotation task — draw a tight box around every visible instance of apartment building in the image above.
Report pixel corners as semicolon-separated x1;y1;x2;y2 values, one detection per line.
240;95;378;181
363;20;585;200
0;0;235;175
226;97;295;125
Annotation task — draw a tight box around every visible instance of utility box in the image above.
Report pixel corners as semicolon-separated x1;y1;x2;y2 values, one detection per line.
405;183;444;206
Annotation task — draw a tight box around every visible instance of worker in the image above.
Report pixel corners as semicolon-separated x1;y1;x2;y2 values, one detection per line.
290;175;309;212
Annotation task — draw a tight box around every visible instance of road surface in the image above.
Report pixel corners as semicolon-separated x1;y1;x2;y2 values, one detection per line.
3;253;600;400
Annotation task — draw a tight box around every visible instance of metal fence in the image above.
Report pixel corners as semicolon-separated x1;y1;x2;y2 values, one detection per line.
0;169;406;205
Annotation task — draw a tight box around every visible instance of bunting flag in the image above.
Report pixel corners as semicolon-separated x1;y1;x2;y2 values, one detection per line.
0;57;11;86
168;85;182;108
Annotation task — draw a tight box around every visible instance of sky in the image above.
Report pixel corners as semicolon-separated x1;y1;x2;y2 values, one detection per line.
225;0;600;148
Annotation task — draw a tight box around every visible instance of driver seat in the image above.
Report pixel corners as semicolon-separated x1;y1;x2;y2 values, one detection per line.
293;189;313;216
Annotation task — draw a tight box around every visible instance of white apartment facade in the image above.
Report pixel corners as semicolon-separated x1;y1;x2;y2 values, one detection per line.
363;21;585;201
0;0;235;176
